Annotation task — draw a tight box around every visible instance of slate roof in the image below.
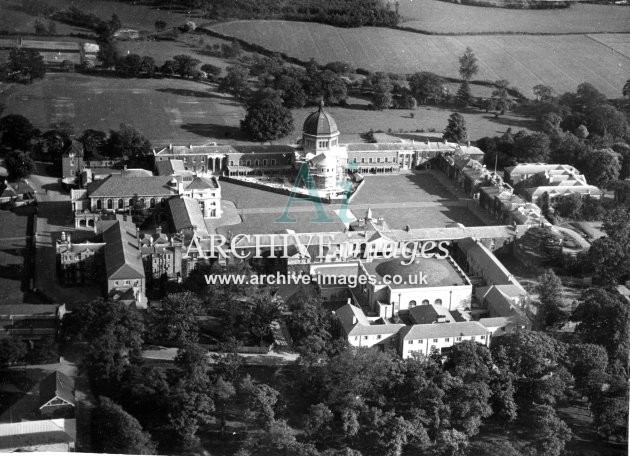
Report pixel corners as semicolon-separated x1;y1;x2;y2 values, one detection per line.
39;371;75;408
102;220;145;280
186;176;217;190
0;305;58;318
169;196;207;235
335;304;404;336
88;175;177;198
458;238;517;286
409;304;455;324
303;103;338;136
400;321;489;340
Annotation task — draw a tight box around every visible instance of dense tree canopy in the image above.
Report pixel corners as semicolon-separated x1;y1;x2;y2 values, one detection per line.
7;48;46;82
5;150;35;180
92;397;156;454
241;96;294;142
443;113;467;143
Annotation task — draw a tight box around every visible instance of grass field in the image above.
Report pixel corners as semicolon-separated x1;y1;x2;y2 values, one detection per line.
350;174;456;205
208;21;630;98
396;0;630;34
0;75;533;148
288;96;535;142
1;73;245;146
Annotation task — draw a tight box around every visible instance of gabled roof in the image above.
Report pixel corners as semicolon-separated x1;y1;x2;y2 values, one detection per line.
335;303;404;336
102;220;145;280
39;371;75;408
0;304;58;318
185;176;217;190
400;321;489;340
169;196;208;235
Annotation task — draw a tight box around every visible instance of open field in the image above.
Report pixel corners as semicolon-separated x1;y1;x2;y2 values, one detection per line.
396;0;629;34
1;75;534;148
208;21;630;98
0;73;245;146
115;36;233;71
289;96;535;142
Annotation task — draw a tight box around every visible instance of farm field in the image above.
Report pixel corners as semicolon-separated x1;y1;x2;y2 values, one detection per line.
0;73;245;146
395;0;629;34
114;36;234;70
207;21;630;98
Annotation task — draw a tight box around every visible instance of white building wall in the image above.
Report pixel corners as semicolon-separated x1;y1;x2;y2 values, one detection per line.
400;334;490;358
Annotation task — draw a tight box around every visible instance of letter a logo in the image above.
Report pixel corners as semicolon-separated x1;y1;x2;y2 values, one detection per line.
275;163;335;223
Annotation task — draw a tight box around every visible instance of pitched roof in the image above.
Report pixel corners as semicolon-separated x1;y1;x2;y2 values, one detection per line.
409;304;455;324
102;220;145;280
88;175;177;198
169;196;208;235
39;371;75;408
185;176;217;190
400;321;489;340
335;304;404;336
0;305;58;318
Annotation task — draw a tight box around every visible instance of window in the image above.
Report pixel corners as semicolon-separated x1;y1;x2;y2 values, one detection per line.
229;160;234;166
480;335;486;339
377;335;381;340
435;299;442;305
96;199;102;210
470;336;476;340
418;340;423;343
271;159;276;165
433;338;438;343
107;199;113;210
409;340;414;345
377;157;381;163
355;336;359;341
445;338;450;342
369;157;373;163
150;198;156;208
361;158;365;163
456;337;462;341
246;160;251;166
118;199;124;209
255;160;259;166
409;300;416;307
263;159;267;166
422;299;429;305
363;336;368;340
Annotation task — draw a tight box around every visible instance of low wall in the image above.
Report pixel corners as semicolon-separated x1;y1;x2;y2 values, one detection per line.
202;343;273;355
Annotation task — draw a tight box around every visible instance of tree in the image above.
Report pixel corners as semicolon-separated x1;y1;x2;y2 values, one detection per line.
409;71;445;105
523;404;572;456
116;53;143;77
241;97;294;142
172;54;200;79
287;296;333;357
149;292;201;347
106;123;151;158
370;72;393;110
491;79;512;114
0;338;27;366
168;382;214;448
591;394;629;440
535;269;567;329
160;60;175;76
97;42;118;68
140;56;155;77
555;193;582;219
7;48;46;82
219;64;250;99
567;343;608;392
317;69;348;105
240;374;280;429
47;20;56;35
5;150;35;179
512;131;550;163
587;104;629;139
458;47;478;81
0;114;37;151
583;148;620;188
34;18;47;35
275;74;307;108
443;113;467;143
533;84;554;102
200;63;221;77
588;236;629;285
154;20;167;32
455;81;471;108
79;129;107;159
92;397;156;454
572;288;630;361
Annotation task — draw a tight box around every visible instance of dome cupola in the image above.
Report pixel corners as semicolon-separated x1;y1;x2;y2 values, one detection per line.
302;100;340;154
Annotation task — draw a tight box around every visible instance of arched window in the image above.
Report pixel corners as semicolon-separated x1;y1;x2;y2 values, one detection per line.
118;199;124;209
107;199;113;210
422;299;429;305
79;219;86;227
88;219;94;227
435;299;442;306
161;198;166;207
409;300;416;307
139;198;145;207
150;198;156;208
96;199;102;210
129;199;134;207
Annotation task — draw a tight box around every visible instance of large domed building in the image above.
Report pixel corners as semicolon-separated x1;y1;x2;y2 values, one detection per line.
300;101;348;193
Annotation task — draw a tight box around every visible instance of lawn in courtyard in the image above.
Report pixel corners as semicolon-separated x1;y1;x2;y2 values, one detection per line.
350;173;457;205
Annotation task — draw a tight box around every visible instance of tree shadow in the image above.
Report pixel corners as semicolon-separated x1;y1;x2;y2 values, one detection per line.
155;87;225;99
180;123;246;141
482;114;537;131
